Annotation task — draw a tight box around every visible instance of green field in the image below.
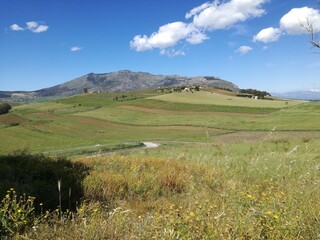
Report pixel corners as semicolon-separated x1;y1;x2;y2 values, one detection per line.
0;90;318;154
1;90;320;239
150;91;303;108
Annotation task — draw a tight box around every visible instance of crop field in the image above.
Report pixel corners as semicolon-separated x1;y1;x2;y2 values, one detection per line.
1;90;320;239
1;90;319;154
150;91;304;108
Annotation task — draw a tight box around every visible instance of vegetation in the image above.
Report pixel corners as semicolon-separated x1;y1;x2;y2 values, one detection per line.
1;137;320;239
0;102;12;115
1;90;320;238
239;89;271;99
0;151;89;211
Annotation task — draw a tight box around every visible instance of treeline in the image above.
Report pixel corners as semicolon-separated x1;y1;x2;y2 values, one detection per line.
239;89;271;99
0;102;12;115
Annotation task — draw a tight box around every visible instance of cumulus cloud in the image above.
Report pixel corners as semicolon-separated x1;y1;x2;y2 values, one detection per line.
26;21;49;33
130;22;197;51
192;0;267;30
10;21;49;33
70;46;82;52
236;46;253;55
253;27;283;43
280;7;320;35
185;2;212;19
10;24;23;31
253;7;320;44
131;0;268;55
186;30;209;44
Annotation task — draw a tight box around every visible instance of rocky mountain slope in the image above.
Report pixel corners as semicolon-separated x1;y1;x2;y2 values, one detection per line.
1;70;239;100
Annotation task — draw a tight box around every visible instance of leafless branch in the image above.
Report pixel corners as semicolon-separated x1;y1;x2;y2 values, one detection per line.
301;17;320;50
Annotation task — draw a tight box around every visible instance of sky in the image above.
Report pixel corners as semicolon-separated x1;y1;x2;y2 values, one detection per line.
0;0;320;93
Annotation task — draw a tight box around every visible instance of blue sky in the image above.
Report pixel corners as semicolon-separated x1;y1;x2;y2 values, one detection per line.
0;0;319;92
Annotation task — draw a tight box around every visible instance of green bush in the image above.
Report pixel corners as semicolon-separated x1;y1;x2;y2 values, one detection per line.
0;151;90;211
0;102;12;115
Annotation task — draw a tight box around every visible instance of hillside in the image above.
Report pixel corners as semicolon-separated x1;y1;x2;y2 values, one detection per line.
272;90;320;101
0;70;239;101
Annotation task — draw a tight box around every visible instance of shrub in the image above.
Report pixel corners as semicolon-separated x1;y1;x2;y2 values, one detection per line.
0;151;90;211
0;102;12;115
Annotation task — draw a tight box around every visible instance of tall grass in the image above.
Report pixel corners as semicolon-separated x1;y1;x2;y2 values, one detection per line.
7;139;319;239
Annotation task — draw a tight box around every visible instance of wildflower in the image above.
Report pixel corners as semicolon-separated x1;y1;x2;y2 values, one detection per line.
266;211;272;215
273;215;279;219
247;194;254;199
190;212;195;217
138;215;142;219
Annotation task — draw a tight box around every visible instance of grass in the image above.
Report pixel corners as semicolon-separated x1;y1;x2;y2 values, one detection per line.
1;89;320;238
2;136;320;239
121;98;278;114
149;91;304;108
0;91;319;154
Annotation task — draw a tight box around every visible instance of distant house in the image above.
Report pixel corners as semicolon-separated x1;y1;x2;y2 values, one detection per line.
183;88;190;92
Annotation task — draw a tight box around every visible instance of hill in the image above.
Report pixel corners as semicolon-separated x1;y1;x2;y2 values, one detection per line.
272;90;320;101
0;70;239;101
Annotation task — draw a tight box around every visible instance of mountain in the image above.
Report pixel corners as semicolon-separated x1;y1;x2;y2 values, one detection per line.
1;70;239;100
272;91;320;101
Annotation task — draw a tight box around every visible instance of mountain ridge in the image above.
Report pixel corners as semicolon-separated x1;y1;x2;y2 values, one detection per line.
272;90;320;101
1;70;240;100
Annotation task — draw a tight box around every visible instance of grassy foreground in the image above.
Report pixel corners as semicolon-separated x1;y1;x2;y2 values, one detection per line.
1;136;320;239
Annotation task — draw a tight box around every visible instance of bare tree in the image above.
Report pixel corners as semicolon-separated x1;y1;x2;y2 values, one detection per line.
300;2;320;50
304;18;320;49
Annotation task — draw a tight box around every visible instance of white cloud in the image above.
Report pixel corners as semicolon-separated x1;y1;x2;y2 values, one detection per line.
130;22;193;51
280;7;320;35
192;0;267;30
131;0;268;56
10;21;49;33
26;21;38;30
262;46;269;50
236;46;253;55
10;24;23;31
26;21;49;33
70;46;82;52
32;25;49;33
253;7;320;45
185;2;211;19
160;49;186;57
253;27;283;43
186;30;209;44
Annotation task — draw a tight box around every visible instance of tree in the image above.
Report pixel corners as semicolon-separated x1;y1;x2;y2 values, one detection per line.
83;87;88;93
304;18;320;49
0;102;12;115
303;3;320;49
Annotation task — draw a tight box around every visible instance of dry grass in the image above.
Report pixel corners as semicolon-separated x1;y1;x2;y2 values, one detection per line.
9;139;320;239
